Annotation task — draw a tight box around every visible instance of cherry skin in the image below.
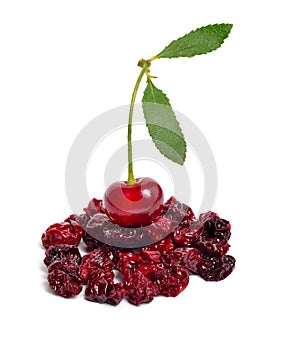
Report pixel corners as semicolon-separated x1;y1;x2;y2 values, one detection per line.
103;177;164;227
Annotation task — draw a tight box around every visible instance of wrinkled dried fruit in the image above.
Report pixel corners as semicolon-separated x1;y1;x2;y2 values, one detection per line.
42;221;83;248
84;198;105;217
142;236;174;255
85;213;153;248
136;262;157;277
87;213;110;237
72;213;90;231
199;211;231;241
117;252;143;274
186;248;235;281
79;249;114;284
85;270;114;303
150;265;189;297
43;196;236;305
83;232;104;251
189;211;232;257
44;244;81;266
194;236;230;257
85;269;126;305
102;223;148;247
107;283;127;306
48;258;82;298
96;244;123;266
139;236;174;263
140;249;161;263
123;270;159;306
173;221;201;246
143;216;172;242
164;196;195;228
198;254;235;281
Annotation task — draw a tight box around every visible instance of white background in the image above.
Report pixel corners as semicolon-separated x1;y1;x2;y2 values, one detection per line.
1;0;282;349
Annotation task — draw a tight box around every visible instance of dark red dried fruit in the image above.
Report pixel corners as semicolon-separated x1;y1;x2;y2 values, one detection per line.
150;265;189;297
84;198;105;217
161;247;190;267
199;211;231;241
85;270;126;305
188;212;231;257
123;270;159;306
107;283;127;306
86;213;110;237
43;196;236;305
164;196;195;228
85;270;114;303
117;252;143;274
136;262;157;277
172;221;202;246
44;244;81;266
102;223;148;247
85;213;149;248
82;213;112;250
48;258;82;298
183;248;203;272
65;214;85;237
83;232;104;251
139;236;174;263
143;216;172;243
67;213;90;230
186;248;235;281
142;235;174;254
194;236;230;257
199;254;235;281
140;249;161;263
79;249;115;284
96;244;122;266
42;221;83;248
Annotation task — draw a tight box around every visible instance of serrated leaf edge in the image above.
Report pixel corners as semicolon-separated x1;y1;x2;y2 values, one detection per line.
142;80;187;165
157;23;233;59
146;125;186;165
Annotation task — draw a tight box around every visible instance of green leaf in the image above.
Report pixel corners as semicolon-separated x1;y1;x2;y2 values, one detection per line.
142;79;186;165
157;23;233;59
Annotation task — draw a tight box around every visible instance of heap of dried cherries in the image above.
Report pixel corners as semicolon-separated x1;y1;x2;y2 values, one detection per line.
41;197;236;306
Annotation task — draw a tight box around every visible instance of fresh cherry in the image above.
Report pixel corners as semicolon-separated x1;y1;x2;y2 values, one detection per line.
103;177;164;227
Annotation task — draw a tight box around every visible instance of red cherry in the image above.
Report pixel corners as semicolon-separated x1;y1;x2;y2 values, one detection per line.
103;177;164;227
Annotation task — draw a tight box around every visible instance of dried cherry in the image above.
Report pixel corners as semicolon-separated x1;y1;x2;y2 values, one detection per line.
48;258;82;298
172;221;202;246
79;249;114;284
84;198;105;217
42;221;83;248
42;196;236;305
164;196;195;228
85;269;126;305
194;236;230;257
44;244;81;266
123;269;159;306
150;265;190;297
185;248;236;281
199;211;231;241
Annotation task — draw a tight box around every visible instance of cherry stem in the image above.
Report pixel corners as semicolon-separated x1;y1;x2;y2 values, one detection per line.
127;59;151;186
